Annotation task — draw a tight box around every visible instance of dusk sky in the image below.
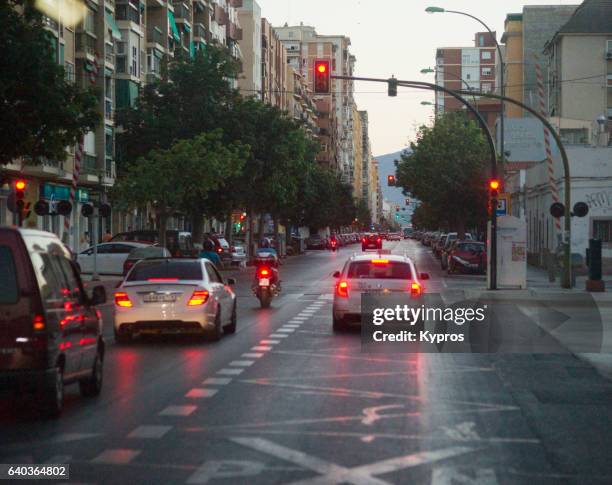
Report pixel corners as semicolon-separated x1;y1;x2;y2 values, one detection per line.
257;0;577;156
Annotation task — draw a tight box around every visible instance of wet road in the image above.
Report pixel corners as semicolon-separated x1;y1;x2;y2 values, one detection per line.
1;240;611;484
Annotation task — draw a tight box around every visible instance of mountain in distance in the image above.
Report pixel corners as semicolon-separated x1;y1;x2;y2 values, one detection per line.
374;148;411;206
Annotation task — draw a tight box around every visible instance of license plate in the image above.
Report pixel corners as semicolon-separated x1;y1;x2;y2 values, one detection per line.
144;293;177;303
259;278;270;287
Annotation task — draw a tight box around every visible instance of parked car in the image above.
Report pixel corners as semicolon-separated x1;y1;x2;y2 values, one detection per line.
440;233;473;270
362;233;383;251
306;234;326;250
111;230;195;257
433;234;448;258
114;258;236;342
388;233;402;241
447;241;486;274
78;241;149;275
0;228;107;416
123;246;172;276
332;253;429;331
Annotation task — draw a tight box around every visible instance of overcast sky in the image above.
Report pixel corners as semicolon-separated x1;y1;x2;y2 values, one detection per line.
256;0;577;156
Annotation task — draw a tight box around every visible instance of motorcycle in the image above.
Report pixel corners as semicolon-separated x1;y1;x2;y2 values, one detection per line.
329;239;338;252
252;252;281;308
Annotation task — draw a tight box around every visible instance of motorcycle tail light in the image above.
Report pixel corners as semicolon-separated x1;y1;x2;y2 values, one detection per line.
258;268;270;277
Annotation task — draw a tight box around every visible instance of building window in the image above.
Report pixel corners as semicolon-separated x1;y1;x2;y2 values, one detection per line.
593;220;612;243
65;61;74;81
116;56;126;73
131;46;138;76
479;35;485;47
481;67;492;76
482;51;492;60
84;8;95;34
288;31;294;38
481;83;492;93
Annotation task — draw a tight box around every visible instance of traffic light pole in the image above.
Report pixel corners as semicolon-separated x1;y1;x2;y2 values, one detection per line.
454;88;572;289
332;75;499;289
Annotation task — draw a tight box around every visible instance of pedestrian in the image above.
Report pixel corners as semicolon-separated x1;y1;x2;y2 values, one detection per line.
102;229;112;242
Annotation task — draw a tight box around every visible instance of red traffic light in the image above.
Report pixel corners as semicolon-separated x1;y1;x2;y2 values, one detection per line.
387;175;396;186
314;60;330;94
15;180;26;191
489;179;501;191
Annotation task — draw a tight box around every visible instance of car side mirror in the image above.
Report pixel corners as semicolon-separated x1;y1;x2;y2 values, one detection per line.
420;273;430;280
332;271;341;278
227;278;236;286
90;285;107;306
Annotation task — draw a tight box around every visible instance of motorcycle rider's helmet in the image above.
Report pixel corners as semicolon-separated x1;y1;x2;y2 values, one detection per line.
203;239;215;251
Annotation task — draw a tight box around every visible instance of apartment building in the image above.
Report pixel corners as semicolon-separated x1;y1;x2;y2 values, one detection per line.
502;5;578;119
237;0;262;99
545;0;612;143
275;24;356;179
352;104;363;200
359;111;371;204
261;18;287;109
434;31;502;132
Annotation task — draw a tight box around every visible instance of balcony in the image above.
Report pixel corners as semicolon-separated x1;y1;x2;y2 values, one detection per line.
147;27;164;45
116;4;141;24
76;34;96;57
173;3;191;20
193;23;206;40
226;22;242;41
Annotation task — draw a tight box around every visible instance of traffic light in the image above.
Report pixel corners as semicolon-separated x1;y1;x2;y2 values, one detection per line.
82;203;94;218
314;60;330;94
489;179;500;199
387;175;396;186
405;198;411;206
388;77;398;97
15;179;26;213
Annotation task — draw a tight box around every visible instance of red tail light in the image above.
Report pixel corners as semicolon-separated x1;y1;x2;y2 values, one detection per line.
188;290;209;306
258;267;270;278
217;247;223;253
411;282;422;296
115;292;133;308
33;314;46;331
377;238;382;243
336;280;349;298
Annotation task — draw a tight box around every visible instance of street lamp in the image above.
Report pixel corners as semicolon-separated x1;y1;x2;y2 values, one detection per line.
426;6;506;173
420;67;478;108
420;101;434;106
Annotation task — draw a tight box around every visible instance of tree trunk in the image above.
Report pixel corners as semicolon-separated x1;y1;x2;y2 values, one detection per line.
158;210;168;249
258;213;265;242
225;210;233;244
273;217;280;256
246;210;254;260
456;218;466;240
192;214;204;245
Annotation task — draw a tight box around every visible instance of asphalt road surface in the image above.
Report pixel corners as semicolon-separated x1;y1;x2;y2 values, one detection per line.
1;240;611;484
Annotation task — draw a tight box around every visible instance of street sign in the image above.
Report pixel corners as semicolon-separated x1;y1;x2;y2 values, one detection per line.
496;198;507;217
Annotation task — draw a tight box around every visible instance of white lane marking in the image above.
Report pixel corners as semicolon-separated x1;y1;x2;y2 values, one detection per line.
277;328;295;333
44;455;71;464
259;340;280;345
283;325;300;328
50;433;102;443
127;425;172;439
269;334;289;338
186;388;219;398
217;368;244;376
232;437;476;485
159;405;197;416
318;294;334;300
292;316;308;320
204;377;232;385
230;360;255;367
91;449;141;464
186;460;266;484
242;353;264;359
251;346;272;351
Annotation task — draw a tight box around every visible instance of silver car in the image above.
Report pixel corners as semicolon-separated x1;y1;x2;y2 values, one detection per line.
332;252;429;332
114;258;236;342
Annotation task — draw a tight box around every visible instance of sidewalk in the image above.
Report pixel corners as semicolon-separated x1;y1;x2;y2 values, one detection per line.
526;264;612;294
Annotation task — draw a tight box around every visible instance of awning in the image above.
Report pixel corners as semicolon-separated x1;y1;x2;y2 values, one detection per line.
168;11;180;42
183;23;191;33
153;48;164;59
105;11;122;41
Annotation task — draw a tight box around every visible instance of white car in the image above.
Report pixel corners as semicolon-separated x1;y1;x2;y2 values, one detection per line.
77;242;149;275
231;244;247;265
114;258;236;342
332;252;429;332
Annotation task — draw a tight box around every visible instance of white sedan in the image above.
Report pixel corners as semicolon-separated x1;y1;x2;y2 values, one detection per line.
114;258;237;342
77;242;149;275
332;252;429;332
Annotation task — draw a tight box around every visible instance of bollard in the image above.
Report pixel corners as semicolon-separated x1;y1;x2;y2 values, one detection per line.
586;239;605;292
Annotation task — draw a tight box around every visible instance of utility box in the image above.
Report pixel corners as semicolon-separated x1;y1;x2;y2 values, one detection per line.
487;216;527;289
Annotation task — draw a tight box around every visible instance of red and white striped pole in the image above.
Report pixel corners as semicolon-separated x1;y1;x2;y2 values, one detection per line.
64;53;99;245
534;55;561;233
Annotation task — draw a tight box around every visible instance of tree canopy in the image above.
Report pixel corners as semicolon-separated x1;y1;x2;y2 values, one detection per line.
0;0;100;165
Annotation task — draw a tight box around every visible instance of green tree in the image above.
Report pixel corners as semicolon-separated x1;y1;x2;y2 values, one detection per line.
0;0;99;165
395;112;489;237
112;131;248;246
355;198;372;228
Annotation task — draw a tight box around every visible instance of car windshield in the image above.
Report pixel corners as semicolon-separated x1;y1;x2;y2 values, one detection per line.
127;260;203;281
128;246;169;259
347;261;413;280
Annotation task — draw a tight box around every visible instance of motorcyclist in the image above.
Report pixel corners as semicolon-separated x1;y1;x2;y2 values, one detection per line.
252;248;280;290
329;233;338;249
199;239;222;268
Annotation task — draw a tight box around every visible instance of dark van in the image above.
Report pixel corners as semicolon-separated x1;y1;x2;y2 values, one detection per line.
0;228;107;416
